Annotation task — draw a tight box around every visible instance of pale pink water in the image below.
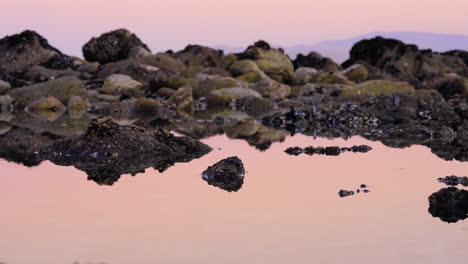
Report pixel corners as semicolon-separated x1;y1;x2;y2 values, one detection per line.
0;134;467;264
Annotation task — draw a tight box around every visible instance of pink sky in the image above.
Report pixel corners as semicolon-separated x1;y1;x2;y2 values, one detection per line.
2;0;468;56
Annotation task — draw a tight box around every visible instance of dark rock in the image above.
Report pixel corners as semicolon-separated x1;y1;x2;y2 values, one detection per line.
83;29;150;64
443;50;468;66
174;45;226;68
0;30;63;74
39;118;212;185
285;147;303;156
343;36;468;87
428;187;468;223
294;51;341;72
201;156;245;192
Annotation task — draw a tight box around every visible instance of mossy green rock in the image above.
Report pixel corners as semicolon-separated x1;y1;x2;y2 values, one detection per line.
251;79;291;100
340;80;415;97
68;96;90;119
192;75;241;98
207;87;262;106
7;77;86;107
99;74;143;98
139;53;186;74
229;60;260;76
167;86;194;117
25;96;66;122
294;67;318;84
341;64;368;83
318;73;354;85
235;71;263;83
255;49;295;83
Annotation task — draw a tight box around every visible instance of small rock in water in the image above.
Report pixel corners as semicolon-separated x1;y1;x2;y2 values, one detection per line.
360;184;368;188
202;156;245;192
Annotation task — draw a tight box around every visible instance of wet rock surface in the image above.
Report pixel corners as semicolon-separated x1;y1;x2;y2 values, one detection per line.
201;156;245;192
429;187;468;223
39;118;212;185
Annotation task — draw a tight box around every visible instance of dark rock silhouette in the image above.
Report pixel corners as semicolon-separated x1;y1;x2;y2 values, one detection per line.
428;187;468;223
202;156;245;192
437;176;468;187
83;29;150;64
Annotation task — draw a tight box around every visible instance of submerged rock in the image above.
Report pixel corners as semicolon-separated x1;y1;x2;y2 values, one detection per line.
83;29;150;64
428;187;468;223
201;156;245;192
39;118;212;185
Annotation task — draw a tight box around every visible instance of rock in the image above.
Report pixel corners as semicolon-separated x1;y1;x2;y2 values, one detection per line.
154;87;176;100
207;87;262;106
25;96;66;121
415;89;444;103
428;187;468;223
136;52;185;74
0;121;11;135
285;147;303;156
251;79;291;100
83;28;150;64
340;80;415;97
191;74;244;98
24;65;81;82
294;51;341;72
343;36;468;86
301;83;343;96
39;118;212;185
0;95;14;122
97;58;160;83
236;96;275;117
318;72;354;84
236;41;295;83
235;71;264;83
201;156;245;192
0;80;11;94
174;45;226;68
167;86;194;117
442;50;468;66
228;59;260;76
423;74;468;99
134;97;162;118
68;96;90;119
341;64;368;83
129;46;152;59
294;67;318;84
0;30;63;73
338;190;355;198
77;62;100;74
7;76;87;107
99;74;143;98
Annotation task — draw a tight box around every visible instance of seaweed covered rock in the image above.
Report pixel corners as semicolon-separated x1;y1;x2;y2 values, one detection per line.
83;29;150;64
0;30;65;74
174;45;226;68
428;187;468;223
201;156;245;192
340;80;415;97
39;118;212;185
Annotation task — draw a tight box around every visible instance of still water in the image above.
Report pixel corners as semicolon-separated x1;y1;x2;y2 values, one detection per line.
1;134;467;264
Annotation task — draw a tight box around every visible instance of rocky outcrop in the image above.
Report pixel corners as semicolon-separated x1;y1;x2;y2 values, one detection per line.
294;51;341;72
201;156;245;192
39;118;212;185
83;29;150;64
343;36;468;87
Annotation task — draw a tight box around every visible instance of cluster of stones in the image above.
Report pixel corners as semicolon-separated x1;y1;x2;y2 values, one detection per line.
285;145;372;156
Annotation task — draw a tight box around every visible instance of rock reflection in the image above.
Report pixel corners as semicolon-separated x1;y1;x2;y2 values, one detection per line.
39;118;212;185
428;187;468;223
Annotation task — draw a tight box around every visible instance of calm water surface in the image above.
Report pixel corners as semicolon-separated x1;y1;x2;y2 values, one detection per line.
1;134;467;264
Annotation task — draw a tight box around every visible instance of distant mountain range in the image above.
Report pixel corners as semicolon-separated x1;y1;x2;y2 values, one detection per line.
216;32;468;64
